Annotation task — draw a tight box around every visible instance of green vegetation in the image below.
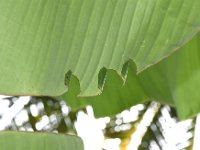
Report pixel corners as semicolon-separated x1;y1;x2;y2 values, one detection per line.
0;0;200;149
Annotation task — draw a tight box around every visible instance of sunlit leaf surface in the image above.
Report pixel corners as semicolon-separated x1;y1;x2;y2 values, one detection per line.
0;0;200;98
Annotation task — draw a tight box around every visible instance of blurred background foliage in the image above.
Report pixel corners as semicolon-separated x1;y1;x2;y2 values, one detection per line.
0;96;197;150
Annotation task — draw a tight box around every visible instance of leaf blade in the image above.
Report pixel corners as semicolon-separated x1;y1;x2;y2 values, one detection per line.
0;0;200;96
0;131;83;150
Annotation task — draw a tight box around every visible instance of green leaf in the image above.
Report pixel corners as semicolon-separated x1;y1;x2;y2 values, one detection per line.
60;60;173;118
62;33;200;120
59;63;148;117
139;32;200;120
0;0;200;97
0;131;83;150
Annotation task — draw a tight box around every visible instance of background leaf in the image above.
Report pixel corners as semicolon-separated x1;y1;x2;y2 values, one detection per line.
0;131;83;150
60;63;148;117
139;32;200;119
